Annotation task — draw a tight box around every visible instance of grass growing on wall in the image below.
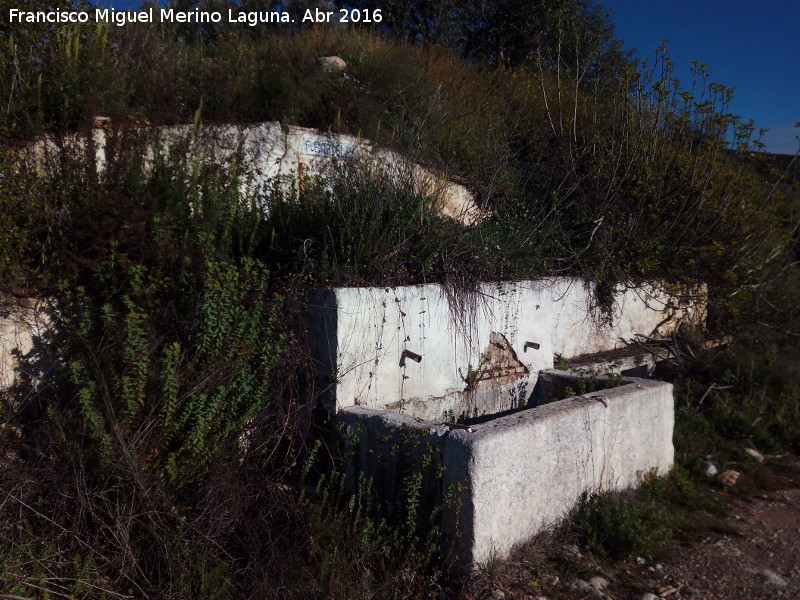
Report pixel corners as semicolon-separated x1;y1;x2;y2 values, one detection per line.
0;6;798;598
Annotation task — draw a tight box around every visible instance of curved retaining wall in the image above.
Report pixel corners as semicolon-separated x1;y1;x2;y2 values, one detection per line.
30;122;480;225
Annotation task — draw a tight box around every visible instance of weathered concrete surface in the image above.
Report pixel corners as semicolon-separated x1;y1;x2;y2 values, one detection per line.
563;344;674;379
339;376;675;569
311;279;701;420
316;55;347;73
30;122;481;225
0;297;52;396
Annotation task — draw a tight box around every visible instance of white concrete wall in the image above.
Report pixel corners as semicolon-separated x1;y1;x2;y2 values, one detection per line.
550;280;704;358
310;283;554;420
310;279;702;420
340;376;675;569
30;122;480;225
452;378;674;564
0;298;51;394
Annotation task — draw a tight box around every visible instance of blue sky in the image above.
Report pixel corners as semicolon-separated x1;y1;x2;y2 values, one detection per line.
605;0;799;154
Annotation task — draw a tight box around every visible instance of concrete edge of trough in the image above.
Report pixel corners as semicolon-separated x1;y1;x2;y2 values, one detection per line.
337;374;675;570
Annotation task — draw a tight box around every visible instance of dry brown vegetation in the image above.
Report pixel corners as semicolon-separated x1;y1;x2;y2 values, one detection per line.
1;3;799;598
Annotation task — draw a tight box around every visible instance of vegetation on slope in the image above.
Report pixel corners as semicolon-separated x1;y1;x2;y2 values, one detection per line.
0;0;799;597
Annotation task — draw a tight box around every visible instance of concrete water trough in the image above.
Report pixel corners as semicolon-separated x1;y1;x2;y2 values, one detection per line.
308;278;697;568
340;371;674;567
0;279;690;569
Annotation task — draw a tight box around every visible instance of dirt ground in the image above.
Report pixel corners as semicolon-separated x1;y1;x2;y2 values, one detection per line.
468;456;800;600
612;486;800;600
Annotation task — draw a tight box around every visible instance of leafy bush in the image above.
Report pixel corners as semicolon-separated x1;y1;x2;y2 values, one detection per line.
568;472;681;560
3;15;791;306
672;346;800;466
0;127;466;598
0;132;291;596
297;435;453;599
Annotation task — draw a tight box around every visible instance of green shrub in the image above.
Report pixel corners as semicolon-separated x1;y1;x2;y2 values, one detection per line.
262;158;495;287
1;8;798;597
0;132;293;597
296;423;459;599
568;473;676;560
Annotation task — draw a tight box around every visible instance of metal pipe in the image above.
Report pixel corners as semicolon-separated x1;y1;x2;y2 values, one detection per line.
401;349;423;363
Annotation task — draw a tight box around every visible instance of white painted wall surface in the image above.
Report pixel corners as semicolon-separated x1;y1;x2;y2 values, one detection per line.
31;122;480;225
311;279;702;419
454;379;675;564
0;298;51;393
